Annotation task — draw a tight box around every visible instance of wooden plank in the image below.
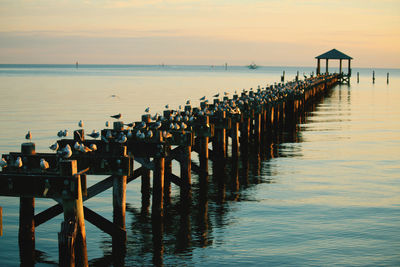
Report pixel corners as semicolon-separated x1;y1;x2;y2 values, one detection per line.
166;172;190;190
83;207;125;238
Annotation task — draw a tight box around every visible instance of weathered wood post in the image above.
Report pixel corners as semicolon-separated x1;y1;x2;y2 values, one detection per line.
164;152;172;204
357;72;359;83
254;109;261;145
59;160;88;267
213;110;227;159
180;144;192;201
373;70;375;83
387;73;389;84
152;155;165;217
198;115;209;175
19;142;36;266
141;167;151;213
231;117;240;159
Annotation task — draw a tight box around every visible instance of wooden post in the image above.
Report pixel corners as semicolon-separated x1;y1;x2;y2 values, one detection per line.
19;142;35;266
348;59;351;76
339;59;342;74
326;59;329;74
357;72;359;83
254;112;261;145
387;73;389;84
141;167;151;213
152;157;164;217
112;174;127;249
199;136;209;175
59;160;88;267
317;58;321;75
164;156;172;204
373;70;375;83
180;146;192;201
231;121;239;159
199;115;209;175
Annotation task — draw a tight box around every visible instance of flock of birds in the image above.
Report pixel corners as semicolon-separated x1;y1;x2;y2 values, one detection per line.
0;76;320;171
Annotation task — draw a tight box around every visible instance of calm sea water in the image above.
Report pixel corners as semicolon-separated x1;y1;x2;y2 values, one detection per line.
0;65;399;266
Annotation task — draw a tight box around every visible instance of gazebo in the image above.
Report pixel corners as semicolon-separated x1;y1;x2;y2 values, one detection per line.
316;49;352;83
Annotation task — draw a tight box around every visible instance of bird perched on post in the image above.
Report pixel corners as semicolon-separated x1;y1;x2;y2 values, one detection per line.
87;130;100;139
199;96;206;101
58;145;72;159
49;142;59;151
15;157;23;168
145;107;150;113
40;158;50;170
25;131;32;142
213;93;220;98
78;120;84;128
0;158;7;168
110;113;122;120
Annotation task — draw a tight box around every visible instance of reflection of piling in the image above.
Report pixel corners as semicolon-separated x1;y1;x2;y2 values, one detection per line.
387;73;389;84
357;72;359;83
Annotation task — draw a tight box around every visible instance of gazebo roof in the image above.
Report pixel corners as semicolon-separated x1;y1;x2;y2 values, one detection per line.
315;49;353;60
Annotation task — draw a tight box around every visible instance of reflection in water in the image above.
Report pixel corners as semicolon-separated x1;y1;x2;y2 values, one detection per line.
89;85;342;266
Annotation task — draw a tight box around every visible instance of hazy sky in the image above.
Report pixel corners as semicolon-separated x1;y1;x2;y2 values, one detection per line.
0;0;399;67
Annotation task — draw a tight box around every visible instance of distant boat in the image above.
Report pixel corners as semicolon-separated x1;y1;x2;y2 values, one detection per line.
247;62;258;69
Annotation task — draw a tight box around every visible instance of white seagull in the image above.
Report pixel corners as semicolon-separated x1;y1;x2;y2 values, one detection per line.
40;158;50;170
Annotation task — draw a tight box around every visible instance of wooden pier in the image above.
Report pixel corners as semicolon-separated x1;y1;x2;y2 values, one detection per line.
0;73;340;266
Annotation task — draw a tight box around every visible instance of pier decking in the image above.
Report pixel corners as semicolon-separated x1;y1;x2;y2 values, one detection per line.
0;73;340;266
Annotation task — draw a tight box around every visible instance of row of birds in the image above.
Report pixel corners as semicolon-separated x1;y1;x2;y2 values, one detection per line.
0;156;49;170
4;76;323;171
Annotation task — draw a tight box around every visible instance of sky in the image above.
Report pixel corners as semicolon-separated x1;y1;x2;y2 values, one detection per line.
0;0;399;67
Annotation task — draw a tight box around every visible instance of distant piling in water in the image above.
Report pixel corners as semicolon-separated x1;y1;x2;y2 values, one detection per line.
373;70;375;83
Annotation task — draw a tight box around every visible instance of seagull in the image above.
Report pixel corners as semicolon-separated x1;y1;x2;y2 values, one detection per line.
63;130;69;137
57;130;64;138
40;159;49;170
79;143;92;153
213;93;220;98
78;120;84;128
152;121;162;130
25;131;32;141
15;157;23;168
137;121;146;129
199;96;206;101
49;142;59;151
60;144;72;159
146;130;153;138
224;92;229;96
74;142;81;151
125;122;135;128
117;133;127;144
87;130;100;139
186;100;191;105
90;144;97;151
105;121;110;127
165;104;169;109
106;130;113;139
0;158;7;168
110;113;122;120
145;107;150;113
